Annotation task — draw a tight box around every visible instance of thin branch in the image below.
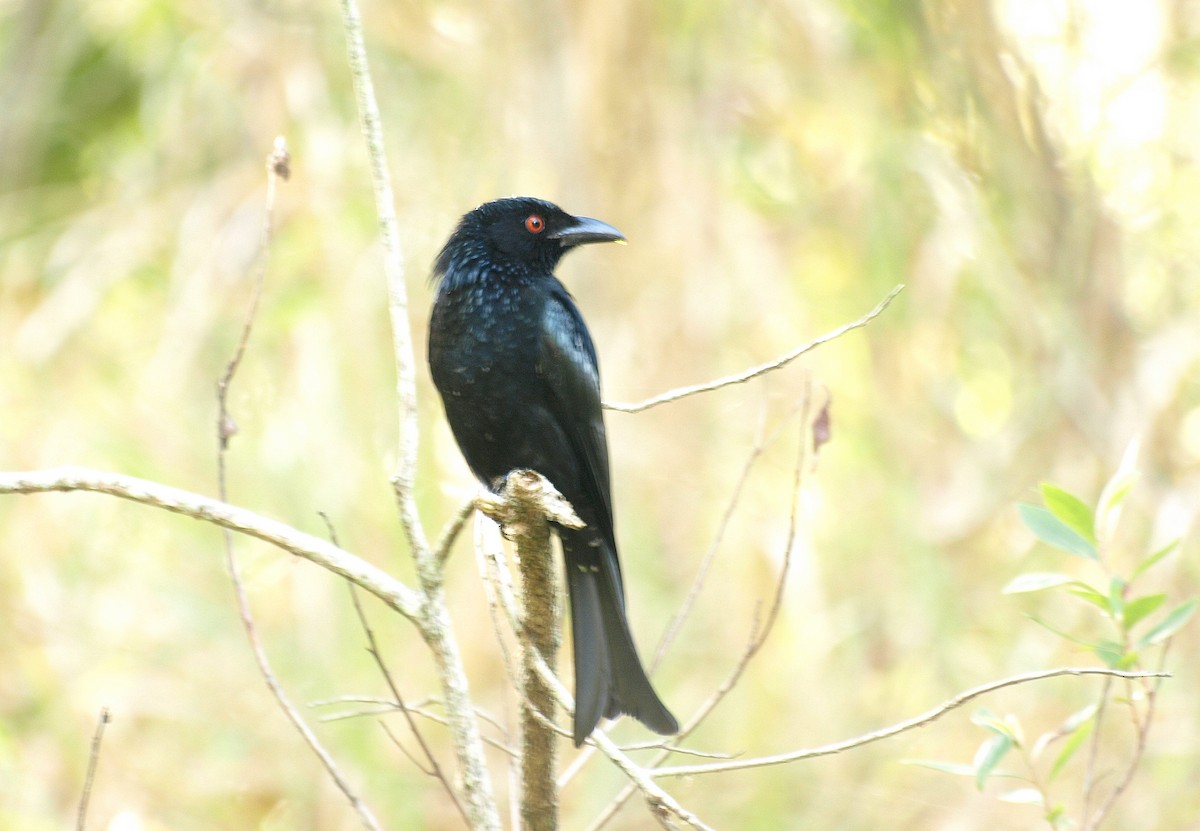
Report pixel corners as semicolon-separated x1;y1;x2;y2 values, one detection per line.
379;721;434;774
325;506;465;820
214;142;384;831
582;400;814;830
346;580;471;827
649;669;1169;778
0;467;422;619
75;707;110;831
605;284;904;413
651;405;773;672
1082;645;1171;831
475;511;523;690
319;702;518;757
339;0;498;824
434;496;478;567
338;0;426;562
223;538;385;828
215;137;285;455
1081;671;1114;822
677;394;812;739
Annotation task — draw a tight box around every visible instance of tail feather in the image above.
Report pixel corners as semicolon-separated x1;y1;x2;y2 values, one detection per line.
563;534;678;746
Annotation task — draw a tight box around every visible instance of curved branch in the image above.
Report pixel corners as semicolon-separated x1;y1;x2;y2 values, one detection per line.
0;466;422;621
649;667;1170;778
605;284;904;413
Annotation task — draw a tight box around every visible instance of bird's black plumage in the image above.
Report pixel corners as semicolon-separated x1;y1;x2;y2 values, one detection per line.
428;197;678;746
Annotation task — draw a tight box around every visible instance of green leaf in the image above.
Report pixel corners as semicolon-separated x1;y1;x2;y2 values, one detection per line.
1049;716;1095;781
1096;441;1139;543
1027;614;1104;648
1108;576;1127;622
974;733;1013;790
1003;572;1076;594
1123;594;1167;630
1067;585;1111;613
998;787;1044;805
902;759;976;776
1090;639;1125;667
1057;703;1098;735
1040;482;1096;544
1019;504;1098;560
1034;703;1099;760
971;710;1022;745
1131;539;1180;582
1138;598;1198;648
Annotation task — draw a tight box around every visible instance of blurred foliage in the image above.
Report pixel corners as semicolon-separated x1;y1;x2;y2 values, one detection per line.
2;0;1199;829
917;472;1195;828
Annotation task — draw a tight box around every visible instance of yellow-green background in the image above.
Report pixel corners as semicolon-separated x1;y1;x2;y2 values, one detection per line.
2;0;1198;828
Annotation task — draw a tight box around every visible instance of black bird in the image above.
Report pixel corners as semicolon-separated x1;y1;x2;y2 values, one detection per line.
428;197;678;746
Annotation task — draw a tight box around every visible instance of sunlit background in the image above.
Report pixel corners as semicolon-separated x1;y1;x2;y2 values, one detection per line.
2;0;1198;828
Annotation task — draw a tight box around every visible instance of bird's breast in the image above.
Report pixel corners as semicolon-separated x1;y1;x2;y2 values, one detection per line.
429;283;542;398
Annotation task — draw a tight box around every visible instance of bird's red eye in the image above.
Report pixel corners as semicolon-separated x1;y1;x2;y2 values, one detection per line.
525;214;545;234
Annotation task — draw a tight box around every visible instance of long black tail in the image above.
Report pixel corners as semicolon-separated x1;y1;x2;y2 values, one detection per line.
562;531;678;746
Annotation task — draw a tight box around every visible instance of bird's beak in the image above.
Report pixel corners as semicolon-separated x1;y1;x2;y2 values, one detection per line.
549;216;626;247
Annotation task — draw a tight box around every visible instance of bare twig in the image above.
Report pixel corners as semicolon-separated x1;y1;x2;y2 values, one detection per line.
583;399;814;830
605;284;904;413
214;142;384;831
323;506;463;818
215;137;286;455
649;669;1169;778
0;467;422;618
339;0;427;560
318;700;517;757
344;577;471;827
338;0;499;823
1082;645;1171;831
76;707;110;831
673;392;812;739
224;540;385;828
475;511;523;688
434;496;478;567
380;721;435;774
651;406;773;672
1081;671;1114;822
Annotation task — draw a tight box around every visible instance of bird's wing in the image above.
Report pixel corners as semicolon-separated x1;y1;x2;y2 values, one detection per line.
537;286;616;549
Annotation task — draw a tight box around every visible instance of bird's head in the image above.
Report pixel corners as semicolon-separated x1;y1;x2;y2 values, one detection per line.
433;197;625;284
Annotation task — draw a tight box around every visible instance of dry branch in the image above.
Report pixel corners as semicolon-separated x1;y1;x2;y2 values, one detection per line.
649;668;1169;778
605;284;904;413
0;467;422;619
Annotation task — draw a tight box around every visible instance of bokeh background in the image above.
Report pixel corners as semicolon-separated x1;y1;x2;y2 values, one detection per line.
3;0;1198;828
